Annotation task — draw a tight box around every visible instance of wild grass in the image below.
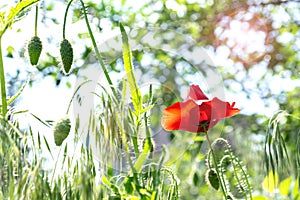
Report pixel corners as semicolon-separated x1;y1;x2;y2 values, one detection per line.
0;1;300;200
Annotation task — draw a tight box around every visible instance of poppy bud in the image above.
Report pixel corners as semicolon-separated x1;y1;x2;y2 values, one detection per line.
54;116;71;146
60;39;73;75
27;36;42;65
205;169;220;190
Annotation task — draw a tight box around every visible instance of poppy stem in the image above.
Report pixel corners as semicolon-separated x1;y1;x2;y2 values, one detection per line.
205;132;228;199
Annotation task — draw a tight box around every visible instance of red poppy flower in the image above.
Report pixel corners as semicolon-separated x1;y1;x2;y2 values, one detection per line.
161;85;240;133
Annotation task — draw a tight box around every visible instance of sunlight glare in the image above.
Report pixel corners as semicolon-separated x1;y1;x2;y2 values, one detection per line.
215;11;268;63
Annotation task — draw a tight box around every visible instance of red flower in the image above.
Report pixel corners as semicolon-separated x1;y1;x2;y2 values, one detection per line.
161;85;240;133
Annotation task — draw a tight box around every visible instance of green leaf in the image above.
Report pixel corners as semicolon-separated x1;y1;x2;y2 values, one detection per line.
262;171;278;193
43;135;54;160
101;174;111;187
133;135;150;173
30;113;52;128
7;77;29;106
0;0;40;37
37;132;41;149
7;120;24;138
141;105;154;113
279;177;292;196
62;144;68;166
120;23;142;117
124;177;134;194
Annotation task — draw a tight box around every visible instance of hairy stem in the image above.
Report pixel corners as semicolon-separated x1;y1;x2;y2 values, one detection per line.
205;132;228;199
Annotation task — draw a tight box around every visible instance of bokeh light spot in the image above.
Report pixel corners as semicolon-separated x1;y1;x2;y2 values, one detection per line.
215;10;269;64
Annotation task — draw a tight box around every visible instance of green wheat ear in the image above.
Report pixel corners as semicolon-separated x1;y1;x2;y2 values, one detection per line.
27;36;42;65
54;116;71;146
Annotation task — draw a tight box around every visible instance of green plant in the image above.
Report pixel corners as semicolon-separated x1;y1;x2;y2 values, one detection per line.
205;137;253;199
60;0;74;75
53;116;71;146
28;35;42;66
27;4;42;66
0;0;39;118
1;1;300;200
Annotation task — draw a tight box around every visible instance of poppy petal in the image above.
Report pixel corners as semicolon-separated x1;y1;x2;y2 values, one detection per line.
199;97;240;129
187;84;209;101
210;97;239;117
161;100;202;133
161;102;182;131
227;102;240;117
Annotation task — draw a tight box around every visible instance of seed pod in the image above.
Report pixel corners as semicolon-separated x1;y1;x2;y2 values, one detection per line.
60;39;73;75
27;36;42;65
205;169;220;190
54;116;71;146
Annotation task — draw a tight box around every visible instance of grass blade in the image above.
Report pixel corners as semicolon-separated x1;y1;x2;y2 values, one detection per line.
120;23;142;118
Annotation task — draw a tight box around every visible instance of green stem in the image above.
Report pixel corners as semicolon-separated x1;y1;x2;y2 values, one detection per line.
50;146;62;186
115;114;140;187
205;132;228;199
62;0;74;39
223;140;252;199
34;4;38;36
79;0;117;98
66;80;91;114
0;38;7;118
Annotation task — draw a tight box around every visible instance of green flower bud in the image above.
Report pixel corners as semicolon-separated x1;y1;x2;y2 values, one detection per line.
205;169;220;190
60;39;73;75
27;36;42;65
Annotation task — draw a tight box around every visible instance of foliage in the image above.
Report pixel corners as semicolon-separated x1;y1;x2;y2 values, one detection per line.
206;138;253;199
0;0;40;38
0;0;299;200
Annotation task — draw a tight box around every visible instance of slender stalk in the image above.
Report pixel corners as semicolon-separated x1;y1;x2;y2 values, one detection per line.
34;4;38;36
205;132;227;199
63;0;73;39
224;141;251;199
79;0;117;97
63;0;74;39
0;38;7;118
66;80;91;114
50;146;62;186
115;114;140;187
